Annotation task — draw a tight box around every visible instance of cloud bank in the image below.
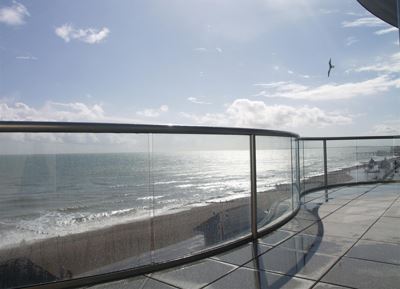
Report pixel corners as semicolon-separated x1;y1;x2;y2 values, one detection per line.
0;101;106;122
181;99;352;129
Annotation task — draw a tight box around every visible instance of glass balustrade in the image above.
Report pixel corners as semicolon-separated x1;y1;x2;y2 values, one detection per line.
0;125;299;289
256;136;295;230
0;123;398;289
300;137;400;196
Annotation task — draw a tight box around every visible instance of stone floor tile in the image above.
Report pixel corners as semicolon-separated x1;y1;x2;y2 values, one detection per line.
332;205;385;217
346;239;400;265
279;234;356;256
322;257;400;289
312;283;352;289
280;218;315;233
302;221;370;239
258;230;295;246
212;242;272;266
151;259;237;289
323;213;377;227
244;247;338;280
362;217;400;244
384;205;400;218
203;267;314;289
85;276;178;289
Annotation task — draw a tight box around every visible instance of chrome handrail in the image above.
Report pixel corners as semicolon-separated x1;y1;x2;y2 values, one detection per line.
0;121;299;137
300;135;400;141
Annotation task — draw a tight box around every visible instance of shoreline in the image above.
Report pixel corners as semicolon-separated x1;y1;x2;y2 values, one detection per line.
1;160;396;286
0;189;291;282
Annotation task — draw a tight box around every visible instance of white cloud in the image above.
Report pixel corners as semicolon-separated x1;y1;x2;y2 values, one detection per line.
345;11;367;17
371;120;400;134
0;1;29;26
55;24;110;44
254;81;287;88
342;17;385;28
16;55;38;61
194;47;223;53
181;99;352;129
180;112;228;126
355;52;400;74
136;105;169;118
0;101;106;122
345;36;359;46
255;76;400;101
0;101;155;151
374;27;398;35
187;97;211;105
287;70;294;74
342;16;398;35
194;47;207;52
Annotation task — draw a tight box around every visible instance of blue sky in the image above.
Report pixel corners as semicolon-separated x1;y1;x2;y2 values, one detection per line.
1;0;399;137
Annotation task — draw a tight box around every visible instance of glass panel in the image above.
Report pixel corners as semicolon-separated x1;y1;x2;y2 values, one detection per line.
256;136;293;229
394;138;400;181
327;140;357;186
292;138;300;209
356;139;395;182
0;133;151;288
299;140;305;193
302;141;324;192
150;134;251;262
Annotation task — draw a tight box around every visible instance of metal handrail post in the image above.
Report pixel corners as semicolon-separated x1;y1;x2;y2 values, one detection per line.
296;139;301;204
323;139;328;190
250;134;258;239
290;138;294;210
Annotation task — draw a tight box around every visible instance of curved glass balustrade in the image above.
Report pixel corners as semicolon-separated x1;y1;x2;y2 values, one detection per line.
0;122;299;289
300;136;400;196
0;122;398;289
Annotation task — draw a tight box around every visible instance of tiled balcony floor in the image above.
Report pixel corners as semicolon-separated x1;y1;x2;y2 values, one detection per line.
88;183;400;289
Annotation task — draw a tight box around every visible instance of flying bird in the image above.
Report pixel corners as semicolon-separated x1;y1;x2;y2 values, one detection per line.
328;58;335;77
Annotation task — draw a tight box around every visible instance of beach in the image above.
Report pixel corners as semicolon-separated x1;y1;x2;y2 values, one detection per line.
0;188;294;286
1;158;397;288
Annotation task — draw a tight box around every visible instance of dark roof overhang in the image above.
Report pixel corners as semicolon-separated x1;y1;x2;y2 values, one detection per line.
357;0;398;27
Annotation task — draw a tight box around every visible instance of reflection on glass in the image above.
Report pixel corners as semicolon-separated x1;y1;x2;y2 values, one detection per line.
301;141;324;192
292;138;300;209
356;139;397;182
151;134;251;262
326;140;357;186
0;133;152;288
256;136;293;229
394;138;400;177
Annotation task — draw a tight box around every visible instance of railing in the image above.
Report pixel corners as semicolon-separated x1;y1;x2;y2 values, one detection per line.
0;121;300;289
299;136;400;195
0;121;398;289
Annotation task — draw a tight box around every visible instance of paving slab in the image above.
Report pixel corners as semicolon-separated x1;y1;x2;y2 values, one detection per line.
322;257;400;289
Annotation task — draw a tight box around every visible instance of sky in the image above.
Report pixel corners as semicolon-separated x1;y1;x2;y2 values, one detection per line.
1;0;400;139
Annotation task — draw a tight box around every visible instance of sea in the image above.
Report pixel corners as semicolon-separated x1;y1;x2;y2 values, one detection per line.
0;146;392;249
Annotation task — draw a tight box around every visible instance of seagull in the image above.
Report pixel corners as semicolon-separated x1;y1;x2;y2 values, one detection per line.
328;58;335;77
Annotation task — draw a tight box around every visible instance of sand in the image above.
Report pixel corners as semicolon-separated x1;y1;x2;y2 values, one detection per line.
0;160;396;287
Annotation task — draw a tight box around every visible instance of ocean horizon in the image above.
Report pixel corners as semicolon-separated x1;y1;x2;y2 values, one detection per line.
0;146;392;249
